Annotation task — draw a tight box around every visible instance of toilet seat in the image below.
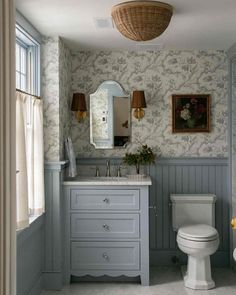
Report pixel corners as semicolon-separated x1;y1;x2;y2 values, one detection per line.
178;224;218;242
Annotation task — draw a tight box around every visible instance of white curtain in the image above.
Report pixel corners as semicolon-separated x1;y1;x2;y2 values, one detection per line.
16;93;45;228
0;0;16;294
30;98;45;215
16;92;29;229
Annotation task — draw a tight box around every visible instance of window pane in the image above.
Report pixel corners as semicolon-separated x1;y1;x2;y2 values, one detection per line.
16;44;20;71
21;74;26;91
21;47;27;74
16;72;20;88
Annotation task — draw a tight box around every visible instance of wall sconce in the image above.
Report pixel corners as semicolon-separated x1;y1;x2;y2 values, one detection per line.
71;93;87;122
131;90;146;121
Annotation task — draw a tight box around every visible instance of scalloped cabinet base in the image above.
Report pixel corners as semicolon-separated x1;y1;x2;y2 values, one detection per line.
63;180;151;286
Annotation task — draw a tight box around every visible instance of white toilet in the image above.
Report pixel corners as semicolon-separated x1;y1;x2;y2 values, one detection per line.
170;194;219;290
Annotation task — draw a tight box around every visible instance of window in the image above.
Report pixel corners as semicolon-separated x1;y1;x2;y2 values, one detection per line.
16;25;44;227
15;24;40;96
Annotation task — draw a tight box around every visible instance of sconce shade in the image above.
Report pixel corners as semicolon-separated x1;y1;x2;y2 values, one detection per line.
131;90;146;108
71;93;87;111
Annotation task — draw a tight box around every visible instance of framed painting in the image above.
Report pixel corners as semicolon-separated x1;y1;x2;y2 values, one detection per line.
172;94;211;133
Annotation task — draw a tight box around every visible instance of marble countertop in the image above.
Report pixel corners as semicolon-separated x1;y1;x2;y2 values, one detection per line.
63;176;152;186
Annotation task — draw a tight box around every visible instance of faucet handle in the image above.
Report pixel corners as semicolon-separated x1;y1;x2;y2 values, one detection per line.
95;166;100;177
117;165;121;177
106;160;111;177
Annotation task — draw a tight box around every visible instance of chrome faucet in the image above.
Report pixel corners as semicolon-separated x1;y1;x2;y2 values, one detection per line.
106;160;111;177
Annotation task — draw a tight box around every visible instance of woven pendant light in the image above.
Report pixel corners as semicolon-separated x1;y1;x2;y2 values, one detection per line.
111;1;173;41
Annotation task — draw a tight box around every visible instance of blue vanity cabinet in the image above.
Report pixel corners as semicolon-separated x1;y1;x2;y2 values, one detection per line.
63;179;151;286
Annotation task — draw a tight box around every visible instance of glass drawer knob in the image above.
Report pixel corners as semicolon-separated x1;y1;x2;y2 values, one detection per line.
102;253;109;260
102;224;110;231
103;198;109;203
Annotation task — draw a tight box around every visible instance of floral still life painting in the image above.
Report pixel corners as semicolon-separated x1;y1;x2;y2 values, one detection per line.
172;94;211;133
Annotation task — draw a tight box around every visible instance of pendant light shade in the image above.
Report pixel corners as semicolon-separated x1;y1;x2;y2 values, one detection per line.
111;1;173;41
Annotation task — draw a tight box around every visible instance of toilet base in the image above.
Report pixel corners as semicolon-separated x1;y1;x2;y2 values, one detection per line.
181;255;215;290
184;278;215;290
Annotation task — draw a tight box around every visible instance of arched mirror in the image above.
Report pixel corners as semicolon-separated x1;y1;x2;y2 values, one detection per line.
90;81;131;149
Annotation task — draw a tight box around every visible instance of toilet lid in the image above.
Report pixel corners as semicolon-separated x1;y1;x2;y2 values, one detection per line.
178;224;218;241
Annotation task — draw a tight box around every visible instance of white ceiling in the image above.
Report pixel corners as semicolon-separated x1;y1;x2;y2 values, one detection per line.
16;0;236;51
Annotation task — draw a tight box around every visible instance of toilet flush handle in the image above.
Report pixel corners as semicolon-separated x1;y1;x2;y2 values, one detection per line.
149;204;157;216
231;218;236;229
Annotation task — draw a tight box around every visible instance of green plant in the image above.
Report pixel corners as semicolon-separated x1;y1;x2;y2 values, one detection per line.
123;144;156;174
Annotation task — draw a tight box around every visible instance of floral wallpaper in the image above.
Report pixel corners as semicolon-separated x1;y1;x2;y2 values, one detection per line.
70;50;228;158
59;38;72;159
41;36;60;161
41;37;72;161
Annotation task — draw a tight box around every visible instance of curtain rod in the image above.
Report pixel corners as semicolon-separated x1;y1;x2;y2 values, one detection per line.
16;88;41;100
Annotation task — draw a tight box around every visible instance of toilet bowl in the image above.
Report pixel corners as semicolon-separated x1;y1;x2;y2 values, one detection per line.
170;194;219;290
177;224;219;289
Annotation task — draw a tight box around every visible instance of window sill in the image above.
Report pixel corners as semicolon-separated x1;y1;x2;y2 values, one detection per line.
29;214;42;225
17;213;44;246
16;213;43;232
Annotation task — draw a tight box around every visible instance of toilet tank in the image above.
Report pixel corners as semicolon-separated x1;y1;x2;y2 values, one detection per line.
170;194;216;231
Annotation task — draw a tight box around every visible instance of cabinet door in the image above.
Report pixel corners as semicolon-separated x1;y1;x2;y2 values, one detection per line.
71;189;140;210
71;241;140;270
71;213;140;238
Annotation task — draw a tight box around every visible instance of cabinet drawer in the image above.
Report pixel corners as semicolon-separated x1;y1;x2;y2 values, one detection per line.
70;189;139;211
71;241;140;270
71;213;139;239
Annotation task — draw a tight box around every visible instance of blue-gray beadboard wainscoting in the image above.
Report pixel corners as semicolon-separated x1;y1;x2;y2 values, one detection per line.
43;161;67;290
17;161;67;295
20;157;229;293
17;215;44;295
76;157;230;267
148;157;229;266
